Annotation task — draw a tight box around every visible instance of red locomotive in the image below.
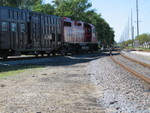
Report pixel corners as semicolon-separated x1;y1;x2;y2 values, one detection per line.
0;6;98;59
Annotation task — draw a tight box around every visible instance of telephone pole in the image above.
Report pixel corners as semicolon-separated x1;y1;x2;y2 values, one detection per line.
136;0;139;36
131;10;134;41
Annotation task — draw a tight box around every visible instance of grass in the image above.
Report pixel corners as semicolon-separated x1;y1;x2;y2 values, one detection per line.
0;65;44;78
0;69;27;78
138;47;150;51
123;46;150;51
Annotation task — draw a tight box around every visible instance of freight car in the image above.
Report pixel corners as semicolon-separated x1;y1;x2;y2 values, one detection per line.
0;6;98;59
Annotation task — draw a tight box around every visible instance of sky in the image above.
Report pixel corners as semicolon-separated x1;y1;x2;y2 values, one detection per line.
44;0;150;42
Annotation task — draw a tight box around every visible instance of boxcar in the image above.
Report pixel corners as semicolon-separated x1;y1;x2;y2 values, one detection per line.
0;6;63;59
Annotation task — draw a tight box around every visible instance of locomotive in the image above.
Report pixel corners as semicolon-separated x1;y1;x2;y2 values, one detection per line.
0;6;98;59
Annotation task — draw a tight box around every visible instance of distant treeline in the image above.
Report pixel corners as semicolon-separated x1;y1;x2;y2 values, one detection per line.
121;33;150;46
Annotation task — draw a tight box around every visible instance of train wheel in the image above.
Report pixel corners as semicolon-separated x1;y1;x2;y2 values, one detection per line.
47;53;50;56
41;53;44;56
71;51;77;55
2;54;8;59
35;54;38;57
52;51;56;56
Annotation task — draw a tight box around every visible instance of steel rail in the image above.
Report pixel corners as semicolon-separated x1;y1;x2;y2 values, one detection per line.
120;52;150;68
110;54;150;84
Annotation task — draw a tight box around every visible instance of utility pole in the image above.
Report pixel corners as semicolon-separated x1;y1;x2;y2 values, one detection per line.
136;0;139;36
131;10;134;41
128;17;130;40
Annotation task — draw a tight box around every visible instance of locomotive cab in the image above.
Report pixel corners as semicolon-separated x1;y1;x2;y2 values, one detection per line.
62;17;98;53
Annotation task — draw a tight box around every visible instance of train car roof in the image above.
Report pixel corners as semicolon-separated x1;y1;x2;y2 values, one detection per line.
0;6;60;18
62;17;83;23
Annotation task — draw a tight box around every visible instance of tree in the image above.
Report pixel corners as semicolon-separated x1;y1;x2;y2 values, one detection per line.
135;33;150;44
33;3;55;15
124;40;134;45
19;0;41;10
53;0;92;20
0;0;22;8
0;0;41;10
0;0;5;6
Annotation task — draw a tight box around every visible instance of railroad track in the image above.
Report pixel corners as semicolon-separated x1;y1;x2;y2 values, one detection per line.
120;52;150;68
110;51;150;84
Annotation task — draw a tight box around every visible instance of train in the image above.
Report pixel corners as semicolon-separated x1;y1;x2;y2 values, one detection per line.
0;6;99;59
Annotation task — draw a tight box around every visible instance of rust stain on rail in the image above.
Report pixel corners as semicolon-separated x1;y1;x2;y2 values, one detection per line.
110;55;150;84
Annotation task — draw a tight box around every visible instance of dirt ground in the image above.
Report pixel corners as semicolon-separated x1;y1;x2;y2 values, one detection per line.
0;54;105;113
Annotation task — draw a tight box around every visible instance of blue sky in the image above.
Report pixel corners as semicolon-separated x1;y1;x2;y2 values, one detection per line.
44;0;150;42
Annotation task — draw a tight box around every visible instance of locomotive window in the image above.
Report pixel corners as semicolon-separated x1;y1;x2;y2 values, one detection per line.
88;28;91;32
12;23;17;32
2;22;8;31
64;22;71;27
21;24;26;32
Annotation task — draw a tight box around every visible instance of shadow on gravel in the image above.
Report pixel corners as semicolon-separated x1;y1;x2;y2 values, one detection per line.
0;52;111;74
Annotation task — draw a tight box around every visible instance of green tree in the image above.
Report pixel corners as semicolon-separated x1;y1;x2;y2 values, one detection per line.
19;0;41;10
33;3;55;14
123;40;134;46
0;0;5;6
52;0;63;7
0;0;40;10
53;0;92;20
135;33;150;44
0;0;22;8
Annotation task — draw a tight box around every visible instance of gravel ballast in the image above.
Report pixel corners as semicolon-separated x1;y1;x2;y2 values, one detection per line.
86;55;150;113
121;50;150;65
0;52;149;113
113;55;150;78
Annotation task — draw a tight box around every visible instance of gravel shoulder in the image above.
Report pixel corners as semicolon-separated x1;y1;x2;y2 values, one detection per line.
0;52;149;113
0;54;105;113
87;55;150;113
